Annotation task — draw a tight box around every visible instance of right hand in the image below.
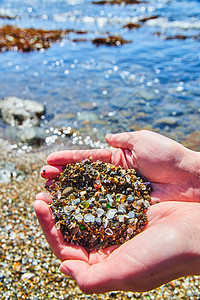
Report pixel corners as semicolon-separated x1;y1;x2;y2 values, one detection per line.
40;130;200;203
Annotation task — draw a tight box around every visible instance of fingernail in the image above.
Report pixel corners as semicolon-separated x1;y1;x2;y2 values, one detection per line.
35;192;52;203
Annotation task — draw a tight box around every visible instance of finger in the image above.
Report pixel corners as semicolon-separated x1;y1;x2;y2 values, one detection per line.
34;200;88;262
36;192;52;204
47;149;113;166
40;165;64;179
45;179;53;188
105;132;135;150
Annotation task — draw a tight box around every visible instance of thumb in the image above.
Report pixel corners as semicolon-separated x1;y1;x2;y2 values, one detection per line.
105;132;134;150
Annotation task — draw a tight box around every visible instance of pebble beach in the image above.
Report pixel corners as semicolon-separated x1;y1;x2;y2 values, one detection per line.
0;138;200;300
0;0;200;298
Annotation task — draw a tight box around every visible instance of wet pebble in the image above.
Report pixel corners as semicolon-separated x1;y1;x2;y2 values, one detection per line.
106;209;117;219
97;208;105;217
128;211;135;219
84;213;95;223
48;158;152;252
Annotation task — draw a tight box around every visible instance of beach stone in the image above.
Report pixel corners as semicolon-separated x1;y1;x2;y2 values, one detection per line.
21;273;35;281
77;111;98;122
0;97;45;128
0;161;26;183
20;127;46;145
154;116;178;128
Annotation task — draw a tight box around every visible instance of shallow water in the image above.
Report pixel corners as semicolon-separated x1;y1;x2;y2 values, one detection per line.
0;0;200;149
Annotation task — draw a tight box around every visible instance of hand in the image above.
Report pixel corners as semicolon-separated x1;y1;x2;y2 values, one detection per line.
40;130;200;203
34;198;200;294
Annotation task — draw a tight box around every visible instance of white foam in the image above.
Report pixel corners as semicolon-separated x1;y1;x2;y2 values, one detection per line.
146;18;200;29
53;12;139;26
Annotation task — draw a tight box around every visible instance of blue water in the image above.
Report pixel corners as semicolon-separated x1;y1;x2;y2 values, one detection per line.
0;0;200;147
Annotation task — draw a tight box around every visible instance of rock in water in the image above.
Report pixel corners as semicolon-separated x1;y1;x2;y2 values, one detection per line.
0;97;45;128
47;158;152;252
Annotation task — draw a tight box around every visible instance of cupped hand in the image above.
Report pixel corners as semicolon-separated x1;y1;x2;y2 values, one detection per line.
34;196;200;294
40;130;200;203
34;193;118;263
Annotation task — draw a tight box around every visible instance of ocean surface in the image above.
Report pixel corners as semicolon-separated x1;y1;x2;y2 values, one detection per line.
0;0;200;149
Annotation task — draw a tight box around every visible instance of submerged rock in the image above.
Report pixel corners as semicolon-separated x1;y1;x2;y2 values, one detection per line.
155;32;200;41
0;161;27;183
92;35;131;46
0;97;45;128
19;127;47;145
123;16;159;30
123;23;141;29
154;116;179;129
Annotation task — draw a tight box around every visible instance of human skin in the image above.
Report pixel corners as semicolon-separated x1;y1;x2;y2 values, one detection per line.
34;199;200;293
40;130;200;203
34;130;200;293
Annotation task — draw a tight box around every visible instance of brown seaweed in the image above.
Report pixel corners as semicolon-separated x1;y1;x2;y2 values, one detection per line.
0;25;88;52
92;35;131;46
92;0;145;5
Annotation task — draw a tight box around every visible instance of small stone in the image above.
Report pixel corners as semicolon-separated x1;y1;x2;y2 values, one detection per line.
21;273;35;281
82;201;90;208
74;198;81;205
106;209;117;219
127;196;134;202
74;213;83;221
105;228;113;236
63;205;76;214
95;217;102;225
103;219;108;228
62;187;73;197
99;198;107;204
118;204;126;214
80;191;87;196
56;222;61;230
106;194;113;202
117;214;125;222
128;211;135;219
106;203;111;209
127;228;133;235
97;208;105;217
84;213;95;223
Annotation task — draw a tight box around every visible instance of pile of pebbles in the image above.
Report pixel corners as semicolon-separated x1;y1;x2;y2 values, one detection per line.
47;158;152;252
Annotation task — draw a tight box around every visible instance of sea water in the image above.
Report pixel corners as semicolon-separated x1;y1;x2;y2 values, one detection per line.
0;0;200;148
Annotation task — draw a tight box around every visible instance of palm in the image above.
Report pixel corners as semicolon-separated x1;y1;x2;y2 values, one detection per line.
34;198;200;293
